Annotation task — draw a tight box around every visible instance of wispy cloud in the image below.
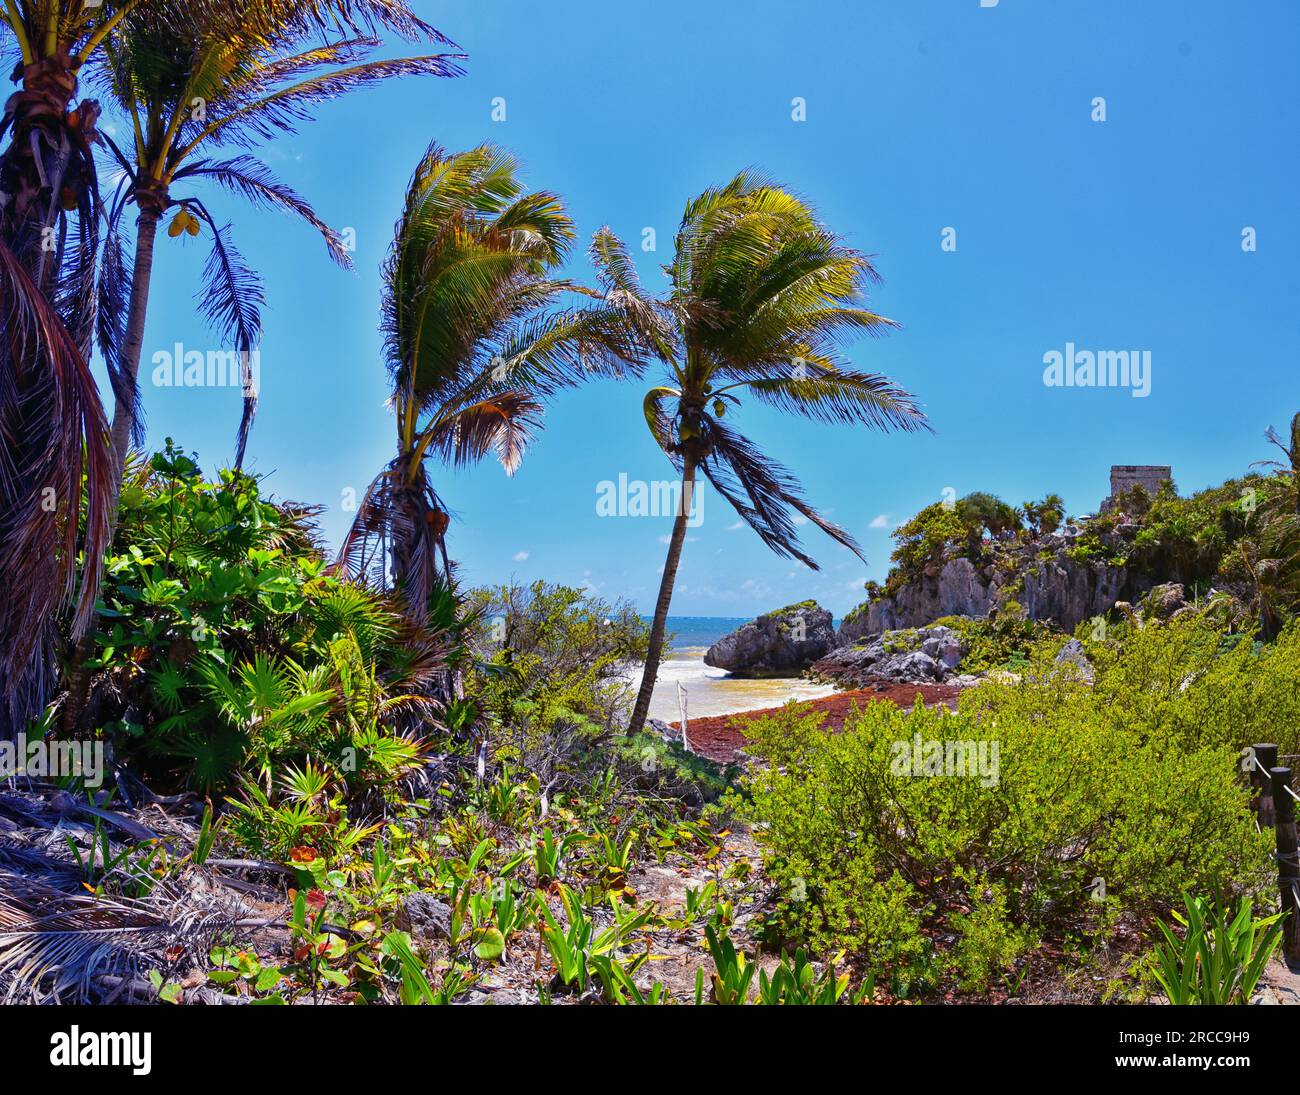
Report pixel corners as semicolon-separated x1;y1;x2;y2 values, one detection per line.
869;514;890;529
512;550;530;562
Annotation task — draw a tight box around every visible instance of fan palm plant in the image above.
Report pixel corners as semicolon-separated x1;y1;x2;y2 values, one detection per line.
336;142;639;620
95;0;464;472
588;171;929;734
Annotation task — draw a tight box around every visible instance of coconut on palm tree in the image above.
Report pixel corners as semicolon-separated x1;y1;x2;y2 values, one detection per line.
336;142;640;620
96;0;464;473
588;171;929;734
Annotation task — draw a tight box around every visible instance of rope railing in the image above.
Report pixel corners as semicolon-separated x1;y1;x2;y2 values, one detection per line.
1242;745;1300;963
1246;752;1300;802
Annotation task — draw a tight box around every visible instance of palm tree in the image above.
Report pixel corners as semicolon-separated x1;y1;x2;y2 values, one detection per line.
336;142;638;620
1247;412;1300;638
588;171;929;735
0;0;453;735
0;1;133;736
96;0;463;473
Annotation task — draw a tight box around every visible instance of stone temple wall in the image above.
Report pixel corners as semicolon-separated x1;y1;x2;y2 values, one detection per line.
1102;464;1171;511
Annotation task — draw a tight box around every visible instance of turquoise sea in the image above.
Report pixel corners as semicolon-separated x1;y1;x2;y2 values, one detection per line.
636;616;839;724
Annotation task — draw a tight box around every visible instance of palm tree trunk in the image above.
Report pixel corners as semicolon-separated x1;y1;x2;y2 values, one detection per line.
628;455;697;735
109;206;162;474
62;206;161;733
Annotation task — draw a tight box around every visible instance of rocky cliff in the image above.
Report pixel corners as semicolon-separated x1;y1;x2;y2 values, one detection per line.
849;528;1154;637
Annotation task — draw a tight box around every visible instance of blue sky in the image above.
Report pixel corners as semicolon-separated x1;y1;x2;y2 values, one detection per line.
106;0;1300;617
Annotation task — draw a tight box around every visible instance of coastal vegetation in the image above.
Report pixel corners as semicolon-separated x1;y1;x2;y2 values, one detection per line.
0;2;1295;1012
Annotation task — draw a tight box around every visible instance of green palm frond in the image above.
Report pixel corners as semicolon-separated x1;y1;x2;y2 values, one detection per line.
698;415;865;568
147;663;190;714
280;759;330;802
733;366;927;431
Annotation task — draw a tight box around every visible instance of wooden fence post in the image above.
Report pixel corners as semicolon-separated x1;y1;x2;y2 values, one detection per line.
1269;765;1300;964
1253;744;1279;828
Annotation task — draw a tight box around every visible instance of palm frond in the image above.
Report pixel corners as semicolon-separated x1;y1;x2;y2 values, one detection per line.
420;391;542;474
0;872;172;1003
737;364;929;431
178;155;351;266
698;415;866;568
0;236;113;732
191;205;263;469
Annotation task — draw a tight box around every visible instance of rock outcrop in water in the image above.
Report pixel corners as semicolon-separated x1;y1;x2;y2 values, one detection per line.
703;601;836;677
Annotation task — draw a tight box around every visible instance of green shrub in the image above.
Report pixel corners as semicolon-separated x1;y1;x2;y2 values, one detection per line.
931;613;1059;673
72;442;439;793
1083;614;1300;756
464;580;650;787
737;632;1273;996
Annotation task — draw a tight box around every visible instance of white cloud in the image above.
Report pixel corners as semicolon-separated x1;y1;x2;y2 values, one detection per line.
847;577;869;591
869;513;890;529
792;514;809;526
512;550;530;562
726;521;744;531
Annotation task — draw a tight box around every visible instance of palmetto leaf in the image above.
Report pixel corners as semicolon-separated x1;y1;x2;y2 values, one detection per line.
279;759;330;801
148;662;190;714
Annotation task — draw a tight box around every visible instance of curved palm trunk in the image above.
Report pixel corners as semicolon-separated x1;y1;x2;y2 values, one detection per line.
628;455;697;735
109;206;162;473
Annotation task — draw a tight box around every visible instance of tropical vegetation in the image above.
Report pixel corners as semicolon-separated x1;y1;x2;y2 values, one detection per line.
0;4;1295;1014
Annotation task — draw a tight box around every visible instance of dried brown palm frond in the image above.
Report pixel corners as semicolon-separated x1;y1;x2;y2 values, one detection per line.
0;235;113;738
0;870;228;1003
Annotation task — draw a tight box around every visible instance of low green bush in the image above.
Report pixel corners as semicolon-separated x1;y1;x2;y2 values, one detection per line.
71;442;439;794
737;625;1275;997
931;612;1060;673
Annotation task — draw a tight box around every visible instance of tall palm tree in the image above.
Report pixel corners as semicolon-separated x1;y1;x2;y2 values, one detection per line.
96;0;464;473
0;0;452;736
337;142;639;620
0;0;136;736
589;171;929;734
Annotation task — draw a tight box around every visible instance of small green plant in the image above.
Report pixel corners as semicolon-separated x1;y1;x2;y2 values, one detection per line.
756;949;850;1005
1150;894;1284;1005
537;884;653;994
700;924;755;1005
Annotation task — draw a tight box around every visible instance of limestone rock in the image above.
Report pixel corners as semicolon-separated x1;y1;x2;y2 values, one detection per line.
703;601;836;677
396;894;452;942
